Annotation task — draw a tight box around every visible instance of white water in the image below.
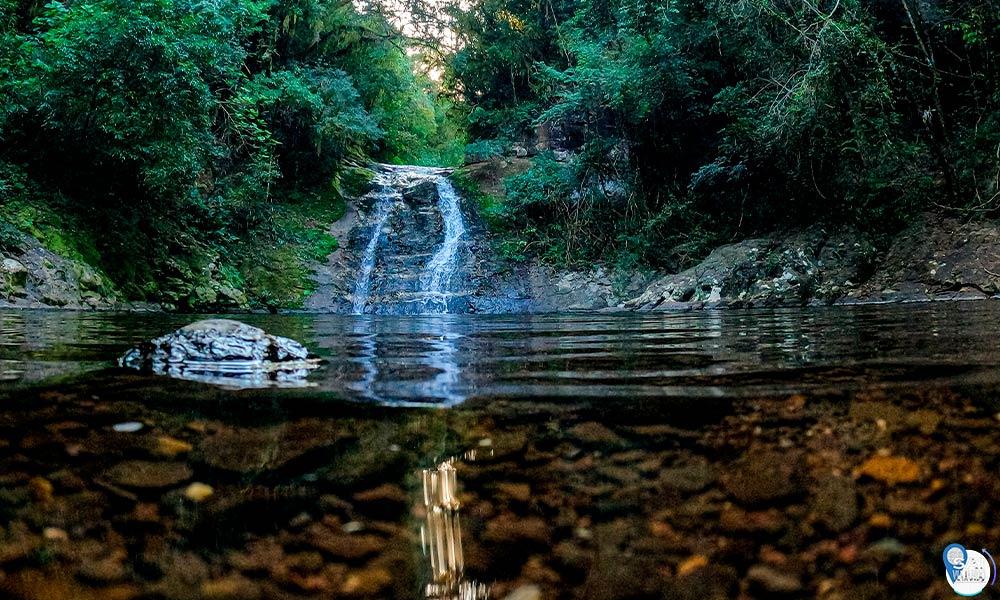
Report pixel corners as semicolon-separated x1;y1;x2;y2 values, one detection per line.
420;177;467;313
351;180;398;314
351;165;468;315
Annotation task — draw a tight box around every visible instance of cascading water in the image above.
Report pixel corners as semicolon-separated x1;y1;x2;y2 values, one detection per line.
420;177;467;313
350;164;468;315
351;179;398;314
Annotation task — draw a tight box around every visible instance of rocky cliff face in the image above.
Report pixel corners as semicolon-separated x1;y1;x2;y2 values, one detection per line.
307;165;498;314
0;234;120;310
628;215;1000;311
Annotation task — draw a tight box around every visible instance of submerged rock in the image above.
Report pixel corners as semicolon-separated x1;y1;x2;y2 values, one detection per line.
118;319;321;388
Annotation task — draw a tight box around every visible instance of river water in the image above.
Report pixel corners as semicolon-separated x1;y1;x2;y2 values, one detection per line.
1;302;999;598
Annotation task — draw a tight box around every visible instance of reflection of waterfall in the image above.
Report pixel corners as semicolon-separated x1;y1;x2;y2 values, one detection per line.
421;459;488;600
352;181;398;314
421;178;467;313
348;316;467;407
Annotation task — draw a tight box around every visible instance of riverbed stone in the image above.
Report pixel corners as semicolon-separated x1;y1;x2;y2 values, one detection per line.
721;449;803;505
105;460;193;489
747;564;803;595
810;476;859;533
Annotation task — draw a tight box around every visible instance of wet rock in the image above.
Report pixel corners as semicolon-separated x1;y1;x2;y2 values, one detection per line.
847;213;1000;302
183;482;214;502
660;460;715;494
904;409;941;434
491;482;530;504
43;527;68;542
677;554;709;576
200;575;261;600
1;257;28;293
628;230;852;309
0;525;41;564
502;584;542;600
112;422;144;433
28;476;54;503
746;564;803;595
719;507;787;535
76;554;127;583
227;539;284;573
341;566;392;597
353;483;408;519
849;401;907;429
665;565;739;600
105;460;193;489
305;522;384;561
721;449;803;505
154;552;210;600
810;476;859;533
568;422;624;447
483;513;552;549
858;455;921;484
153;436;193;458
118;319;321;388
582;553;664;600
199;420;346;474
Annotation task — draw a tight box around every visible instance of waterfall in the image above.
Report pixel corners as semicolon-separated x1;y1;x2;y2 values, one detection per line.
350;164;468;314
351;182;397;314
420;177;467;313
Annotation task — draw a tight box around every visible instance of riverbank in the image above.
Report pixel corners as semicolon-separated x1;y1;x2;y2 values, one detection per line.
3;163;1000;313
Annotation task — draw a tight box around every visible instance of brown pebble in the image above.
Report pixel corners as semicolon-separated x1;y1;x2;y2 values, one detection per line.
747;564;803;594
721;449;803;505
568;422;624;446
306;523;384;561
677;555;708;576
341;567;392;596
496;482;532;502
483;513;552;547
105;460;193;489
153;436;193;458
76;554;127;583
200;575;261;600
132;503;160;522
857;455;921;484
28;476;54;503
868;512;893;528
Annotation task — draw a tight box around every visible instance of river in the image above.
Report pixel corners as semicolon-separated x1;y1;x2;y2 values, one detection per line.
0;302;998;598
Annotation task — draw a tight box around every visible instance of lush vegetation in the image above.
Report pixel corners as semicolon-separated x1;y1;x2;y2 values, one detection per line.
4;0;1000;306
0;0;460;309
436;0;1000;269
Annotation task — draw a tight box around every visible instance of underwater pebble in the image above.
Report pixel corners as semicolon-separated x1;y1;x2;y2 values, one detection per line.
858;455;921;484
112;422;144;433
184;482;214;502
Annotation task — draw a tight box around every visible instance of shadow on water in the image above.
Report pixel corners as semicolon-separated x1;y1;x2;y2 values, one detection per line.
3;303;1000;598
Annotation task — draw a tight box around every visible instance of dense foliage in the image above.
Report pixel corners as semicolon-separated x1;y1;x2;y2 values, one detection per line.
440;0;1000;269
0;0;458;308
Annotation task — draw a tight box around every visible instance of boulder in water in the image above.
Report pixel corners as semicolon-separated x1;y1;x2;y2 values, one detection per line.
119;319;322;388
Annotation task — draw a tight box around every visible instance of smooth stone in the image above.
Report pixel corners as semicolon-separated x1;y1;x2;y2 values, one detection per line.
721;449;803;505
502;584;542;600
810;476;859;533
113;422;144;433
105;460;193;489
746;564;803;594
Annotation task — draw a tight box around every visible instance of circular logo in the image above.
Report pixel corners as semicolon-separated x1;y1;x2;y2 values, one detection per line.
944;543;992;596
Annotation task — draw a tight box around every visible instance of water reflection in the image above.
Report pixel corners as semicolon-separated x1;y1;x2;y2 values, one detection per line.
349;316;466;406
5;302;1000;401
421;458;489;600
